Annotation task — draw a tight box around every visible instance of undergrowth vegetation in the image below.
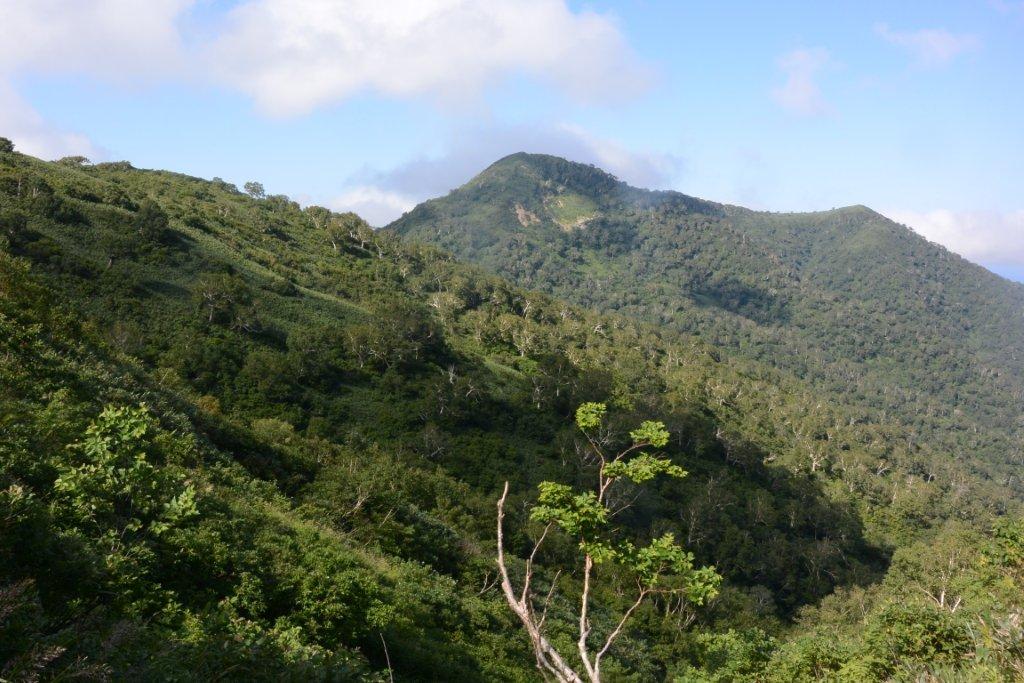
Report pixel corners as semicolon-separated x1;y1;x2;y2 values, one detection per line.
2;142;1024;679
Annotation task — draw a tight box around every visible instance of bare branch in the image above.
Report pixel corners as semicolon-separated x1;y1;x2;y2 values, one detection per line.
613;441;651;463
497;482;584;683
578;554;597;682
522;522;553;604
595;583;650;672
538;569;563;631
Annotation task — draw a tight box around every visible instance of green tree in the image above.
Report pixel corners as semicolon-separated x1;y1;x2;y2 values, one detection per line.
304;205;335;249
854;604;972;679
52;405;198;608
243;181;265;199
990;517;1024;578
0;137;13;154
496;402;720;683
132;199;171;243
675;628;777;682
0;207;27;241
345;300;441;370
193;272;259;331
54;404;197;531
305;206;372;255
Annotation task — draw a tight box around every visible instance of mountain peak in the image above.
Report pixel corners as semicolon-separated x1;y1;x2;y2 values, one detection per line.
481;151;614;175
390;153;725;244
469;151;626;196
386;153;641;239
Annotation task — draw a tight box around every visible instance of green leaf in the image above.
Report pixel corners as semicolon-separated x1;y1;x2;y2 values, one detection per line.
582;540;617;564
630;420;670;448
575;402;607;431
604;454;687;484
530;481;607;536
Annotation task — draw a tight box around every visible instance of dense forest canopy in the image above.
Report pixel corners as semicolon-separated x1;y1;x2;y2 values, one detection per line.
390;152;1024;504
3;140;1024;680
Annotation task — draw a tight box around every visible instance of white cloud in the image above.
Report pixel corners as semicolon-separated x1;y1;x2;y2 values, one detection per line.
208;0;650;116
884;209;1024;267
772;48;831;116
330;186;418;226
330;122;683;225
368;123;681;196
0;80;100;159
0;0;193;80
556;123;682;189
0;0;195;158
874;23;979;67
0;0;648;154
990;0;1024;15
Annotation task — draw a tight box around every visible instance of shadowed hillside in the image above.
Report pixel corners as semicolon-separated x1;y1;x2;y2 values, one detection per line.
390;152;1024;502
4;144;1024;680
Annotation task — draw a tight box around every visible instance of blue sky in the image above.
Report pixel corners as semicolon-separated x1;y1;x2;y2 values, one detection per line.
1;0;1022;278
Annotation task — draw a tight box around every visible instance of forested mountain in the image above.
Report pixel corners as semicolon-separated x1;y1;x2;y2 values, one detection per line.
390;152;1024;500
3;141;1024;681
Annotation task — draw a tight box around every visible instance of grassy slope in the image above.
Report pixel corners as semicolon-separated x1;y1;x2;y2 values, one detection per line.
389;152;1024;503
2;148;1021;680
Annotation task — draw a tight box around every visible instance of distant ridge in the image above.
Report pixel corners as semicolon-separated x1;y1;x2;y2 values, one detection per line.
390;152;1024;493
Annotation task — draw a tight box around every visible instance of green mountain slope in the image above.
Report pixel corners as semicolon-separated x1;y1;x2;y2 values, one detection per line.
389;152;1024;498
4;143;1024;680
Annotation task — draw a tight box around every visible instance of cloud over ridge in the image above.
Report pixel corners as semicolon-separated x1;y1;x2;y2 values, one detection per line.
885;209;1024;270
0;0;648;152
209;0;650;116
331;123;683;225
772;48;831;116
874;23;979;66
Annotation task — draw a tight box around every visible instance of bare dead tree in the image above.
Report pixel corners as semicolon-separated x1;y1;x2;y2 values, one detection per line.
497;483;583;682
494;404;719;682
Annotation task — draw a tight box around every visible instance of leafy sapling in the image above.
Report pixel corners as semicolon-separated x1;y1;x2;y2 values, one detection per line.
496;402;720;683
